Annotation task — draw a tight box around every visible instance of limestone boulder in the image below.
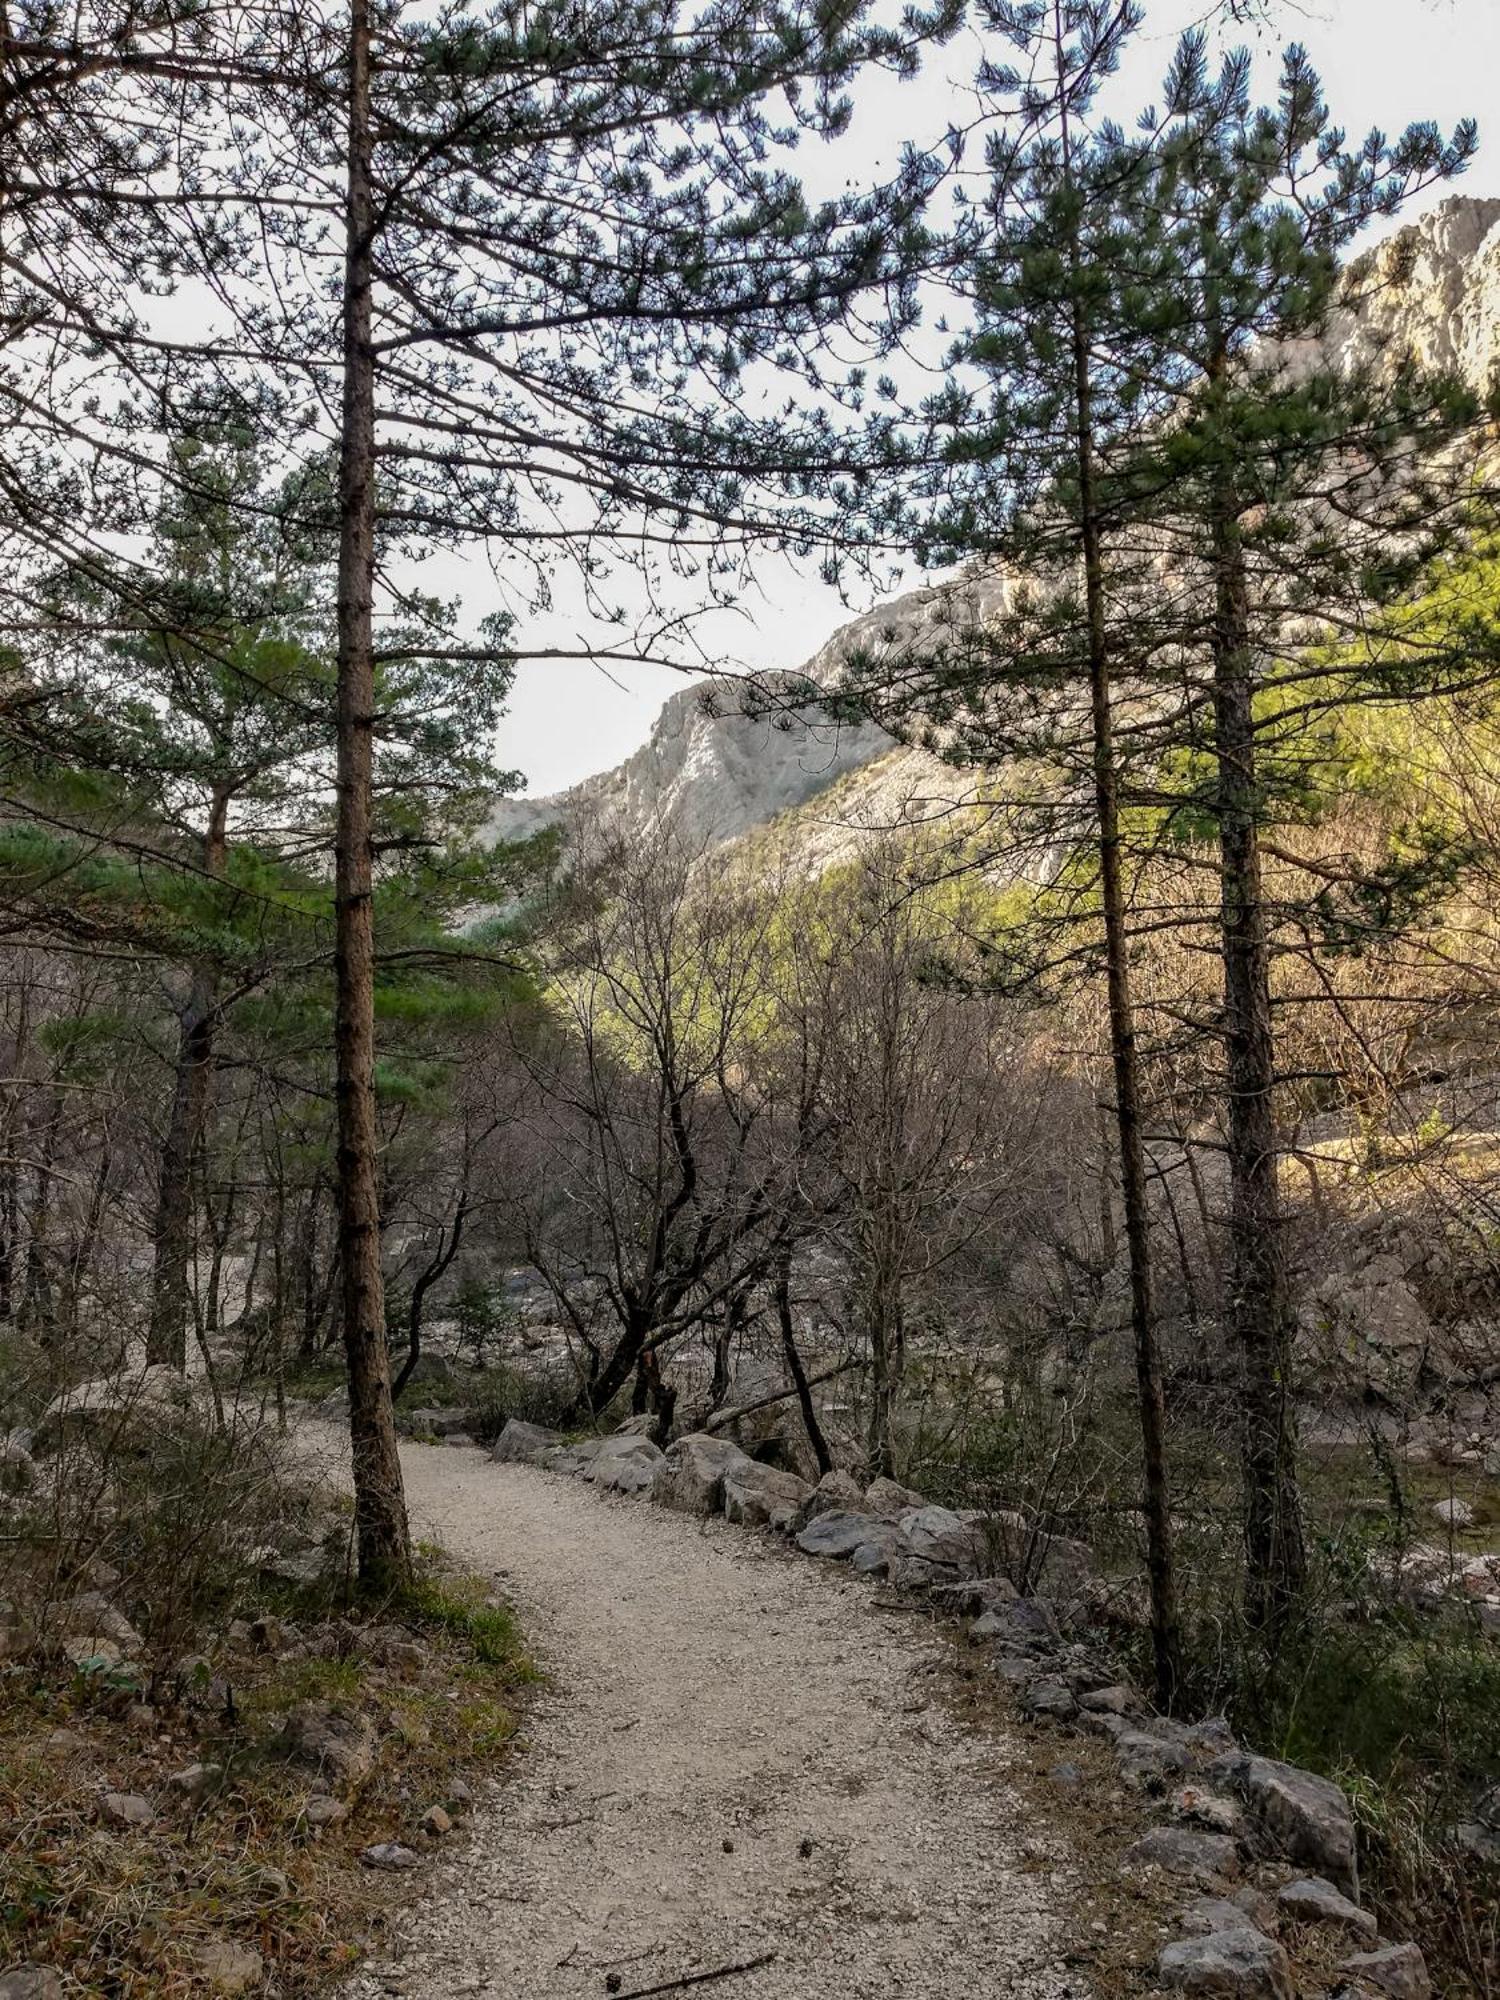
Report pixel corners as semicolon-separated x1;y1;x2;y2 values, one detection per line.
588;1434;663;1495
276;1701;377;1791
651;1434;753;1516
1124;1826;1240;1885
549;1437;606;1476
1159;1929;1293;1997
1210;1752;1359;1898
795;1469;865;1527
1337;1943;1431;1999
723;1460;811;1531
795;1509;899;1567
864;1477;925;1517
490;1419;563;1464
1276;1876;1377;1940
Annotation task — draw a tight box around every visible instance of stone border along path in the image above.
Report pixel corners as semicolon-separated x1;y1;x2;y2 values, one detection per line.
313;1420;1438;2000
308;1426;1085;2000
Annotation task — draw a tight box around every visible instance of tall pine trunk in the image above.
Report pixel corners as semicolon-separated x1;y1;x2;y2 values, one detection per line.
1208;445;1306;1637
1073;373;1181;1709
334;0;409;1590
1055;8;1179;1706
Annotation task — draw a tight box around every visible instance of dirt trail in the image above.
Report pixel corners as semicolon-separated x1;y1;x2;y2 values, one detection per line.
317;1435;1087;2000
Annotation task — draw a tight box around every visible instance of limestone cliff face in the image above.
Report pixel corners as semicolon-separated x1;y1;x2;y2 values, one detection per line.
489;195;1500;865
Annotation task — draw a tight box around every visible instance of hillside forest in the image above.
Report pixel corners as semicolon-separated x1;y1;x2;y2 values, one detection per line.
3;0;1500;1993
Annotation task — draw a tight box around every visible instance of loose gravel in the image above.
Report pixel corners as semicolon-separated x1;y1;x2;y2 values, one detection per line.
315;1433;1088;2000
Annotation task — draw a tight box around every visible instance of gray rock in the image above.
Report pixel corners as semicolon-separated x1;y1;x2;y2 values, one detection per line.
359;1842;421;1871
402;1352;455;1386
795;1509;893;1562
0;1434;36;1494
101;1790;153;1827
1337;1943;1431;1998
1450;1818;1500;1862
276;1701;377;1789
894;1504;967;1554
1078;1683;1137;1717
795;1469;865;1526
1179;1898;1263;1938
1115;1729;1193;1787
928;1577;1019;1618
1432;1496;1474;1528
849;1526;904;1575
400;1405;477;1439
1019;1675;1078;1721
0;1970;65;2000
32;1367;188;1452
300;1794;349;1829
1124;1826;1240;1884
723;1460;811;1531
1474;1781;1500;1832
1159;1928;1293;1997
1210;1753;1359;1898
1277;1876;1376;1939
651;1433;753;1515
548;1438;605;1476
1173;1787;1244;1836
167;1760;223;1802
194;1940;264;1993
587;1433;663;1495
490;1418;562;1464
1184;1716;1238;1758
257;1548;326;1591
970;1597;1060;1647
864;1476;925;1517
441;1433;477;1448
60;1590;143;1653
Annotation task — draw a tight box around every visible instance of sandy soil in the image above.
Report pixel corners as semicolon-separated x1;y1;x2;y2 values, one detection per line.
315;1435;1088;2000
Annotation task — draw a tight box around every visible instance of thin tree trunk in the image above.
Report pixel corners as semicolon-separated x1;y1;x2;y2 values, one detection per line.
148;785;229;1368
21;1083;63;1335
0;1160;14;1322
1055;4;1179;1704
1208;428;1307;1637
392;1198;468;1401
148;970;216;1366
863;1253;901;1481
775;1252;833;1477
1070;335;1180;1708
334;0;409;1590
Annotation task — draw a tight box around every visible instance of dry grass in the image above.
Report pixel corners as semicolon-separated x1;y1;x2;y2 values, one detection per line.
0;1566;536;1995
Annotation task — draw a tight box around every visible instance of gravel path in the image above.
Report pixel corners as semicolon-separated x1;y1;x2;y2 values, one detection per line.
322;1436;1086;2000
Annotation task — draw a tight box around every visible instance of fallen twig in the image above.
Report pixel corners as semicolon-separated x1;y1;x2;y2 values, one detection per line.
612;1951;777;1998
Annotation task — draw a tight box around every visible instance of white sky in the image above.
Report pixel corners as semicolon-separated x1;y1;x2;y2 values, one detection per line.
478;0;1500;798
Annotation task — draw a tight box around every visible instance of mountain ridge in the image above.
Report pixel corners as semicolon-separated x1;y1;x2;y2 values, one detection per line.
488;194;1500;869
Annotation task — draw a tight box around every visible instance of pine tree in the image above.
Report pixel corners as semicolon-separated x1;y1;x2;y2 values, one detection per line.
1120;33;1480;1635
864;0;1185;1704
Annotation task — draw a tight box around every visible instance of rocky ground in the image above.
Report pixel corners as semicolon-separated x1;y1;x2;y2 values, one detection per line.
306;1428;1086;2000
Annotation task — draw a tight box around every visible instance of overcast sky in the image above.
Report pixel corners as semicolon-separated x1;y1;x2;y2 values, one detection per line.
478;0;1500;799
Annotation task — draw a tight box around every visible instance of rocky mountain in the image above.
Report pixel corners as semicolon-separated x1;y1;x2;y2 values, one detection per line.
488;195;1500;868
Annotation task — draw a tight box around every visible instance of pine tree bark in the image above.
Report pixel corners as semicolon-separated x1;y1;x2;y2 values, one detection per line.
1207;433;1306;1637
1055;3;1180;1706
1073;363;1181;1707
334;0;409;1591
